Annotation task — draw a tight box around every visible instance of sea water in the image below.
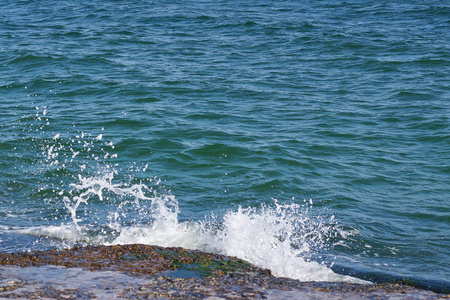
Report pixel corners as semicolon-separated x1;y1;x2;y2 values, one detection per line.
0;0;449;292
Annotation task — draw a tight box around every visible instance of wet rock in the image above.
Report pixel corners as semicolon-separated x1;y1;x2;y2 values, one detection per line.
0;244;448;299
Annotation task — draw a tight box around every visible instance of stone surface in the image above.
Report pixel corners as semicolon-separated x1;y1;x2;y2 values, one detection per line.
0;244;448;299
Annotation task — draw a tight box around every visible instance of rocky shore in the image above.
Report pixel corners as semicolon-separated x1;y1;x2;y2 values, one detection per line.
0;244;447;299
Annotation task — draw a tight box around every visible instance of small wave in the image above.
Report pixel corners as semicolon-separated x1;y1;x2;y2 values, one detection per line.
6;121;366;284
16;166;366;284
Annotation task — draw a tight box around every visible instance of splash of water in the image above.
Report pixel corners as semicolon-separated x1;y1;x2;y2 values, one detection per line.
15;111;366;283
41;169;364;283
22;158;366;283
197;202;364;283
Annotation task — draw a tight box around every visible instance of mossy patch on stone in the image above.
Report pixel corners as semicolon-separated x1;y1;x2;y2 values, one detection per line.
0;244;270;279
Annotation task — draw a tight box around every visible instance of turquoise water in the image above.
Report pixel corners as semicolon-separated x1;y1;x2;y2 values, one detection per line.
1;0;449;292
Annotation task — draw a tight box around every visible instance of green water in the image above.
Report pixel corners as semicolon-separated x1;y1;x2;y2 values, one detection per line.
0;0;449;292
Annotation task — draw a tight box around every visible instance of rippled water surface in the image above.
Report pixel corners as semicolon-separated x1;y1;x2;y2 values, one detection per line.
1;0;449;292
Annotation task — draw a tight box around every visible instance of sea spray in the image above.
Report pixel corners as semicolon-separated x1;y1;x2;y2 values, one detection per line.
53;169;365;282
28;163;366;282
197;202;365;283
62;171;200;249
15;117;366;283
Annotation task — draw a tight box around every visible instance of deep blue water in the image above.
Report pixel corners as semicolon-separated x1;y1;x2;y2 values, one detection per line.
1;0;449;293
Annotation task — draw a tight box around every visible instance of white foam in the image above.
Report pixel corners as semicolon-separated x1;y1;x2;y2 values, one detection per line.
17;224;108;249
109;223;202;249
197;204;366;283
